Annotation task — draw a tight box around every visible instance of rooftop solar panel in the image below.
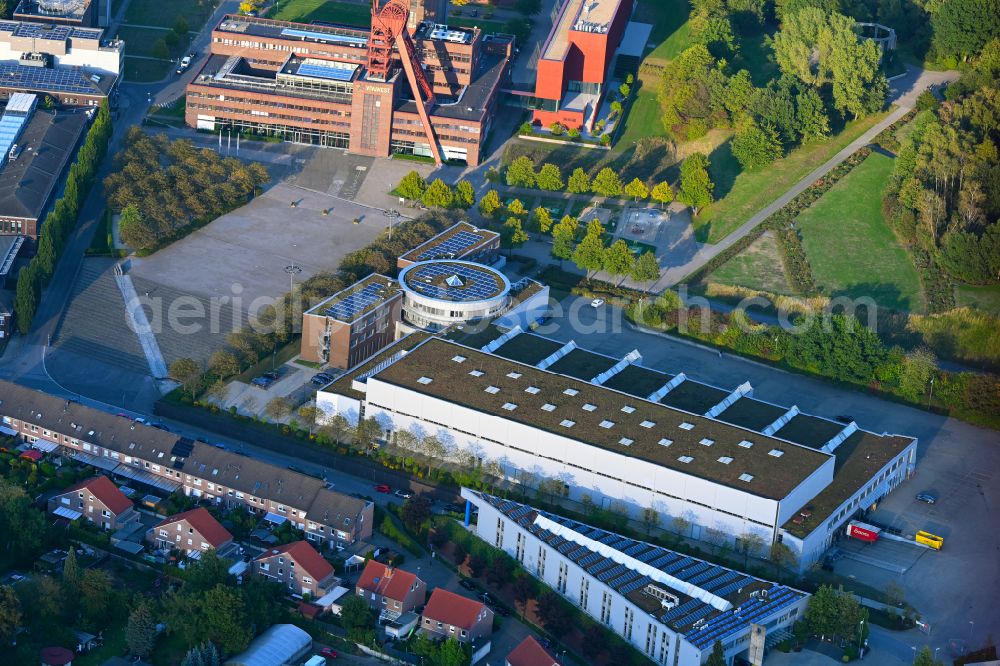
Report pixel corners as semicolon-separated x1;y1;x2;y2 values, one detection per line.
415;230;485;261
675;604;714;627
0;61;103;95
324;283;389;321
296;62;357;82
703;570;740;591
714;578;753;597
661;599;702;623
280;27;367;47
405;262;506;302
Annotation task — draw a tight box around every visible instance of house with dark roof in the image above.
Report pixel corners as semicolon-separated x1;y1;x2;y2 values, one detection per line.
506;636;560;666
253;540;338;597
355;560;427;619
147;507;233;557
47;475;135;530
420;588;493;644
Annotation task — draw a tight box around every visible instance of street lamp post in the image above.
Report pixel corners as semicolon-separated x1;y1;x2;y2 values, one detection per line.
911;646;917;664
383;208;400;241
284;264;302;294
858;619;865;657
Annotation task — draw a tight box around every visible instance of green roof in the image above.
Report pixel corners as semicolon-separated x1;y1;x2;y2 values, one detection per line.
493;333;564;365
659;381;729;415
602;364;674;397
547;348;618;381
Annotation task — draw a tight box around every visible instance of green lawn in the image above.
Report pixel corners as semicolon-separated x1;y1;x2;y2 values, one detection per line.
638;0;691;63
796;152;925;312
272;0;371;26
451;17;507;34
116;25;187;59
125;0;218;28
123;57;172;82
695;110;889;243
954;283;1000;315
614;81;667;152
709;231;795;294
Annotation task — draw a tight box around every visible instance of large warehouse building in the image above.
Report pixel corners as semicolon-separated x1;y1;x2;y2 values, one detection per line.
185;4;512;165
317;327;918;570
465;489;810;665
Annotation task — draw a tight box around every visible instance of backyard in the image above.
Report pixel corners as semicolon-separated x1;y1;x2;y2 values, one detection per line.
795;152;925;312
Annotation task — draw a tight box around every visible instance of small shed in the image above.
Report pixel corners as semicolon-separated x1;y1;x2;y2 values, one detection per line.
224;624;312;666
41;646;74;666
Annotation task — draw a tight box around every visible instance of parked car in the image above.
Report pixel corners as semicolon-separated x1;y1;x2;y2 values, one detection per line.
319;647;338;658
590;298;605;308
374;484;391;493
251;376;274;388
459;578;477;591
311;373;333;386
176;55;192;74
915;492;937;504
394;489;413;499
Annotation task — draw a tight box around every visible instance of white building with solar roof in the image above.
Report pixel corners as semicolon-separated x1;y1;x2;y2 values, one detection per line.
464;489;809;665
398;259;513;333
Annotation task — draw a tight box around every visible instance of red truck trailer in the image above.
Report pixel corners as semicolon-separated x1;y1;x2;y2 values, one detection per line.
846;521;881;542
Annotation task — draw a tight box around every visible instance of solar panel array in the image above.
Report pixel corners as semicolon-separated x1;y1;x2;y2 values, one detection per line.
0;61;102;95
324;282;390;321
296;61;358;82
406;262;505;302
13;22;71;40
414;230;485;261
280;27;367;47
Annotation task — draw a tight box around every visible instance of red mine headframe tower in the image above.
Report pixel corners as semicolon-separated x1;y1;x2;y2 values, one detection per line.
367;0;443;165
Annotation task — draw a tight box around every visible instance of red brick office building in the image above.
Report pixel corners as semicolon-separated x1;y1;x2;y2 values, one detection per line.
185;10;512;165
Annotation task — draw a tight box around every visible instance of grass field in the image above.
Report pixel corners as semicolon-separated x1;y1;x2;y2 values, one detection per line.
125;0;217;28
708;231;794;294
272;0;371;25
955;284;1000;315
115;25;186;59
123;57;172;82
638;0;692;64
795;152;925;312
694;111;889;243
614;78;667;152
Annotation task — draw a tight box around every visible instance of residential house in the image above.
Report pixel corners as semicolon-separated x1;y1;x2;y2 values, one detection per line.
148;507;233;557
47;475;136;530
507;636;561;666
355;560;427;619
420;588;493;644
254;540;338;597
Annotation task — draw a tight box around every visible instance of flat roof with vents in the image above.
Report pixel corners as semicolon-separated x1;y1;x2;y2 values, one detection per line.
371;338;834;499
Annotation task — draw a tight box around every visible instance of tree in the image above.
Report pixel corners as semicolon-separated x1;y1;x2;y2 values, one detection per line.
785;314;886;384
913;646;943;666
400;497;432;533
181;644;220;666
201;584;252;654
769;541;798;578
174;15;189;35
0;585;21;647
804;585;840;639
631;251;661;282
532;206;554;234
641;505;660;534
535;163;564;191
152;38;169;60
931;0;1000;62
501;216;529;251
591;167;623;197
507;198;527;218
512;574;533;616
118;204;156;250
672;515;691;536
736;532;766;567
170;357;203;399
573;232;606;278
551;219;576;265
14;262;40;334
339;594;374;633
397;170;426;202
354;417;383;451
506;156;536;188
603;240;635;284
454;179;475;209
650;182;674;210
185;550;234;594
467;554;486;578
62;547;81;592
582;625;607;657
883;581;905;608
624;177;649;201
678;153;714;214
421;178;454;209
732;120;783;171
536;590;571;635
126;601;157;658
297;405;319;433
436;639;471;666
485;556;512;588
478;189;502;217
79;568;113;625
208;350;240;378
707;640;726;666
264;396;292;422
796;87;830;140
567;167;591;194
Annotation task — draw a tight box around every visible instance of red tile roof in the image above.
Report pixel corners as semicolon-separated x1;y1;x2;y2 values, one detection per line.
154;507;233;548
65;475;133;515
422;588;490;631
255;540;334;582
357;560;421;602
507;637;560;666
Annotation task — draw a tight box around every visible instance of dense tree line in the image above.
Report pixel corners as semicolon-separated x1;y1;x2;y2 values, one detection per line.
15;100;113;334
884;41;1000;287
104;128;269;251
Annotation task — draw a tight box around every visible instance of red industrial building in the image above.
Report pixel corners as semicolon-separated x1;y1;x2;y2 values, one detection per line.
185;0;512;166
531;0;633;131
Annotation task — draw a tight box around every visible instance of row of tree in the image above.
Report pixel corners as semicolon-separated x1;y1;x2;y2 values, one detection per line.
15;100;113;333
884;40;1000;286
396;171;476;210
503;156;677;203
105;128;269;251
